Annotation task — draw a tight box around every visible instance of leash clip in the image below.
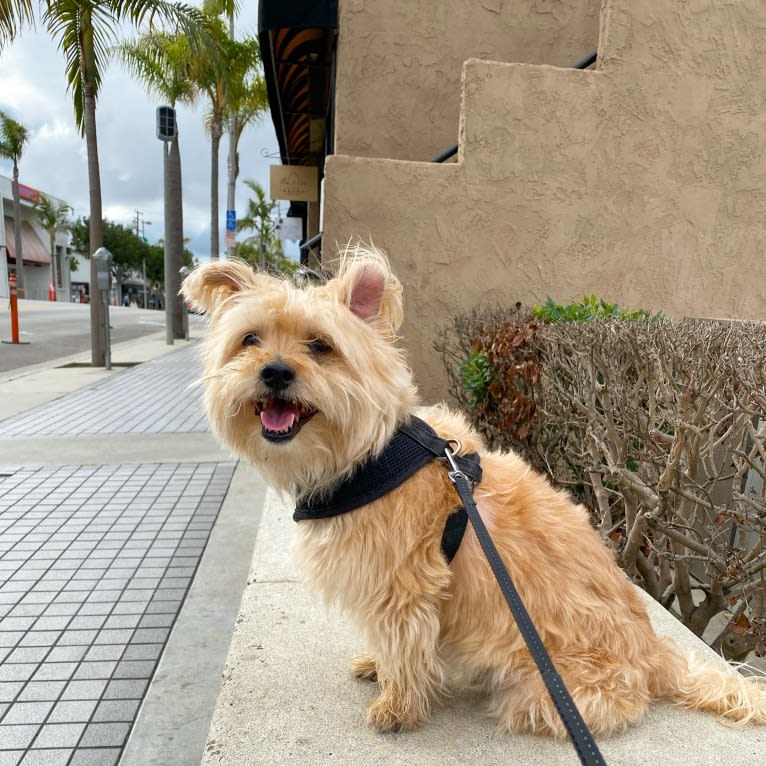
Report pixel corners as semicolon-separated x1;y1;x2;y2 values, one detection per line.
444;440;467;484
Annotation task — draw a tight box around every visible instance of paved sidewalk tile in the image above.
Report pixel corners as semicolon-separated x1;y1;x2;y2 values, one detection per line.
0;461;236;764
0;346;206;438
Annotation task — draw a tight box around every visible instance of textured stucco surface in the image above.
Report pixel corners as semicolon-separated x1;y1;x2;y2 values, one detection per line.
335;0;600;162
324;0;766;403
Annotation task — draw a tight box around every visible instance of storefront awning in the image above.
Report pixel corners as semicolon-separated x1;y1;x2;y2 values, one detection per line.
3;217;51;265
258;0;338;168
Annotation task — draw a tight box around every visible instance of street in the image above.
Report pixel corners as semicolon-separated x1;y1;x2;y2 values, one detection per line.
0;299;203;372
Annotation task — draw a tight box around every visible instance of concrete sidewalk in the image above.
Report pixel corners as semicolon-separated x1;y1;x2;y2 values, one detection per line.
0;332;263;766
202;489;766;766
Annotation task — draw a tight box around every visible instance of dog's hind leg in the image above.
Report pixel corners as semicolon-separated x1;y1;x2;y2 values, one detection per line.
488;656;654;738
350;652;378;681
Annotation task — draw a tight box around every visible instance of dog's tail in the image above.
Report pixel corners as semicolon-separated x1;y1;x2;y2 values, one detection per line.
656;644;766;725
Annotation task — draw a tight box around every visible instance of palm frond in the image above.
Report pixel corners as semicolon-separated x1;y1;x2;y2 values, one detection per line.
0;0;34;49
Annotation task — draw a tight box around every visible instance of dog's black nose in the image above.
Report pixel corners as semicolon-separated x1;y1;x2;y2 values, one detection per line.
260;361;295;391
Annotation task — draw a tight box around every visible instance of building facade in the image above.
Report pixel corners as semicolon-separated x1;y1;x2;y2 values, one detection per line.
0;175;73;301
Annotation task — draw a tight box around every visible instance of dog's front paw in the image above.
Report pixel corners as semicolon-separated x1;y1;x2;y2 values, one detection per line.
350;653;378;681
367;690;422;733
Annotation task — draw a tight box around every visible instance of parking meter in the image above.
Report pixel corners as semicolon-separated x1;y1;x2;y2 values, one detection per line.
94;247;112;290
93;247;113;370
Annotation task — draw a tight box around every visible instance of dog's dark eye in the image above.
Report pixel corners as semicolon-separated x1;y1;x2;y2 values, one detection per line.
308;338;331;354
243;333;261;347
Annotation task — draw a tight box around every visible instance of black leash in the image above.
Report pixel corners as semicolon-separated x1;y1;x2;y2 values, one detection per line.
443;444;607;766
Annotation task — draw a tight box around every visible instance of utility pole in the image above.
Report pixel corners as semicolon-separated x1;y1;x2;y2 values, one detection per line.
133;210;151;309
225;6;237;260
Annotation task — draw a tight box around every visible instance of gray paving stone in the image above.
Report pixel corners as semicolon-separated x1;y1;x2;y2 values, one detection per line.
78;722;130;748
71;662;117;681
31;722;86;748
68;747;120;765
44;647;87;663
17;682;67;703
31;664;78;682
81;646;122;663
30;618;70;632
0;701;54;725
90;699;139;723
19;749;73;766
120;645;161;662
59;680;107;701
56;631;98;647
110;660;154;680
101;679;147;700
0;347;205;437
46;699;98;725
3;648;47;664
0;749;23;766
0;723;39;748
0;665;37;683
1;449;236;765
0;682;25;702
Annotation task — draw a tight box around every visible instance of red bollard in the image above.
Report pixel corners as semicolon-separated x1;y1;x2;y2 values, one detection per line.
8;273;19;343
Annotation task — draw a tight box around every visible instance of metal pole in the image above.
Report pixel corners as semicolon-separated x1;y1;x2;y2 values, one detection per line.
142;258;147;309
103;289;111;370
226;7;237;260
8;273;19;343
163;143;173;345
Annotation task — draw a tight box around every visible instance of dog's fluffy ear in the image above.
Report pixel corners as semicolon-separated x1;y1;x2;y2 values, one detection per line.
333;247;403;334
181;259;268;314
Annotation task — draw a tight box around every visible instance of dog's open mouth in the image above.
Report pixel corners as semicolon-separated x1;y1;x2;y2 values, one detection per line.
252;397;317;443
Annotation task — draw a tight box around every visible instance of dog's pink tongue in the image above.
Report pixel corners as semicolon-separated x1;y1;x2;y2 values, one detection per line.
260;400;300;432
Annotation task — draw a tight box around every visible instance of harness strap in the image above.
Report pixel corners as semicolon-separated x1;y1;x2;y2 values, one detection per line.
293;415;481;564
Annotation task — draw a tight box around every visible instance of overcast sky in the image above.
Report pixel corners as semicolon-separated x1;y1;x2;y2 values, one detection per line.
0;4;293;263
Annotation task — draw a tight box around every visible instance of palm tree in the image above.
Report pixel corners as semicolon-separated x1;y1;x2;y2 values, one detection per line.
191;12;260;260
0;109;29;295
35;193;72;300
224;71;268;259
236;179;280;270
0;0;206;365
119;30;195;339
202;0;268;260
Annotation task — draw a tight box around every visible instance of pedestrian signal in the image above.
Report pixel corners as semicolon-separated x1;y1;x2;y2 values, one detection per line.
156;106;176;141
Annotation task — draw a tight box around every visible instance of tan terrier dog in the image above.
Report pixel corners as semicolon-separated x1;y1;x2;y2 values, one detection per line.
182;247;766;738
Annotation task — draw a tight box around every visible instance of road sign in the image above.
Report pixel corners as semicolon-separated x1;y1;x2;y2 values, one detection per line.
226;210;236;233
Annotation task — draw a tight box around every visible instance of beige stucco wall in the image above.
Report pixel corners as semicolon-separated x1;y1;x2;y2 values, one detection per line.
335;0;601;162
324;0;766;403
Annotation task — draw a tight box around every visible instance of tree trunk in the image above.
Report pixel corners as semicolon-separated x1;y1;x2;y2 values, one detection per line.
210;119;222;260
163;131;185;342
83;81;105;366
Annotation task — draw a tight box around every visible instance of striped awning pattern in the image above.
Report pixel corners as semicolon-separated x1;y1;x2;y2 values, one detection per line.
3;217;52;265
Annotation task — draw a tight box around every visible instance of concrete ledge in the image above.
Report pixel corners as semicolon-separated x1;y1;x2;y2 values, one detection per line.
202;491;766;766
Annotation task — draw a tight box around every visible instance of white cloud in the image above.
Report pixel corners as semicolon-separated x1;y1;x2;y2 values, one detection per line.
0;6;287;261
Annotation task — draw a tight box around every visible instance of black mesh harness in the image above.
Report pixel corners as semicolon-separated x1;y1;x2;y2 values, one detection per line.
292;414;607;765
293;415;482;563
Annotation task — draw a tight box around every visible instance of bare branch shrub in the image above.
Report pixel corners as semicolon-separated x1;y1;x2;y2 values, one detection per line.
436;312;766;656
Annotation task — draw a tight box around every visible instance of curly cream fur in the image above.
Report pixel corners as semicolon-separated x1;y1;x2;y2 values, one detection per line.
183;246;766;737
